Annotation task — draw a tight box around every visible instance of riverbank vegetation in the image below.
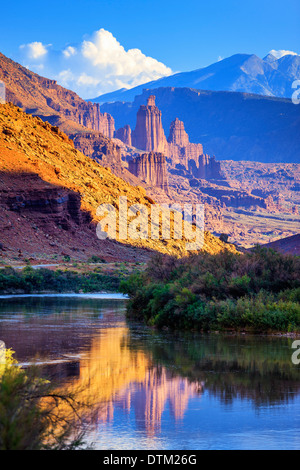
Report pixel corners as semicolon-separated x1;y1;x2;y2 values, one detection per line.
120;247;300;333
0;265;122;294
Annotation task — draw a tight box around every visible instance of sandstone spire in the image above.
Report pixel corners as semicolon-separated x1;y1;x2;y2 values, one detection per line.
132;95;167;152
168;118;189;147
167;117;203;169
196;154;222;179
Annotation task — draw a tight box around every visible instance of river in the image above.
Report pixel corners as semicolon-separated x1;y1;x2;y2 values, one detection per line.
0;294;299;450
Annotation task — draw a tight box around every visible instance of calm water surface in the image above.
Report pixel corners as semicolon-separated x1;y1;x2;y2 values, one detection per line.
0;294;299;450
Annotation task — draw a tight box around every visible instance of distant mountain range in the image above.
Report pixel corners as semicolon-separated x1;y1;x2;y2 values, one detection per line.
91;53;300;103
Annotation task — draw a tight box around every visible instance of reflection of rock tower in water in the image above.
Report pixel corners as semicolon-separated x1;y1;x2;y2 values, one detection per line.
0;81;5;104
115;368;204;437
54;327;204;437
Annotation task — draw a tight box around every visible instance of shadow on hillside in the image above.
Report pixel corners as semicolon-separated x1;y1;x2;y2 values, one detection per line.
0;170;153;263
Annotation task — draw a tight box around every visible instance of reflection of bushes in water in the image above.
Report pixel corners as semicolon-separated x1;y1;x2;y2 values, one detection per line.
0;350;89;450
0;266;120;294
121;247;300;332
0;296;126;317
127;327;300;406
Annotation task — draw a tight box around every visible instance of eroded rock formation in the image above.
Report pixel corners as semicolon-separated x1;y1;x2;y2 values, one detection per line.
194;154;222;179
128;152;169;193
167;118;204;170
1;183;89;230
119;96;222;181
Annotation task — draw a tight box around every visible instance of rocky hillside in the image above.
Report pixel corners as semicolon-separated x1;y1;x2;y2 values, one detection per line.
0;103;236;263
0;52;115;137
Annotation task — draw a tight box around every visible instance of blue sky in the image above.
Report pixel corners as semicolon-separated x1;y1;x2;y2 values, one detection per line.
1;0;299;97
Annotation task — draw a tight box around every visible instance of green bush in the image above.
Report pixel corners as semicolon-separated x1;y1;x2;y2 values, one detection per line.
121;248;300;333
0;267;121;294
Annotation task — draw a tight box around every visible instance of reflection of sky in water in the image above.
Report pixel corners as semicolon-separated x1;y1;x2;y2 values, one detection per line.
0;295;299;450
91;393;300;450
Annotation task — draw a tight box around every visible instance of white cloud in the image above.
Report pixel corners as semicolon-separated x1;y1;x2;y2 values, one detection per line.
268;49;299;59
20;41;49;60
18;29;172;98
62;46;77;58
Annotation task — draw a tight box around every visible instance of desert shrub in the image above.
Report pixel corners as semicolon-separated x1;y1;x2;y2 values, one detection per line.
0;350;86;450
87;255;107;263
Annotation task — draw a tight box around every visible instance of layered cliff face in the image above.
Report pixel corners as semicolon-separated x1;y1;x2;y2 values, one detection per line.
128;153;169;193
0;175;88;230
131;96;167;152
193;154;222;179
0;52;115;138
96;113;115;138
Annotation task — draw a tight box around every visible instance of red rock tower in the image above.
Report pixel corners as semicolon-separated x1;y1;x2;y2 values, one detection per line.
132;95;167;152
168;118;189;147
